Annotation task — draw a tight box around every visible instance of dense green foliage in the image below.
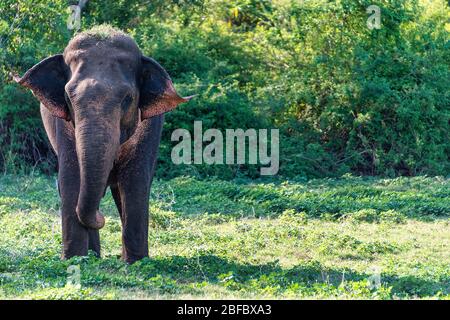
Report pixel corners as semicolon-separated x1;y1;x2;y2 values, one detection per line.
0;174;449;299
0;0;449;178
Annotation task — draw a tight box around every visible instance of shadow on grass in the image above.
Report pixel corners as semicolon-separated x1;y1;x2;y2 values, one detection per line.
85;254;450;298
1;250;448;298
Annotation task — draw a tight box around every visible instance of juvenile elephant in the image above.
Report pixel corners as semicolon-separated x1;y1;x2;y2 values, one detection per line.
14;27;192;263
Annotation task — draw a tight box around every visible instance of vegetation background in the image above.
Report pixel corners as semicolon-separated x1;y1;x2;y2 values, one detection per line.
0;0;448;179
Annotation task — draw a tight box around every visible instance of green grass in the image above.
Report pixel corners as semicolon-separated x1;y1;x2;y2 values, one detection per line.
0;174;449;299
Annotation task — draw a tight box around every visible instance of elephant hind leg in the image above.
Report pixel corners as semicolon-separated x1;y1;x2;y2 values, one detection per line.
110;184;123;220
88;187;109;256
88;229;101;256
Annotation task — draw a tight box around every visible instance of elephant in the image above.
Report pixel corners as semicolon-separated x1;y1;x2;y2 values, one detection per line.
13;27;193;263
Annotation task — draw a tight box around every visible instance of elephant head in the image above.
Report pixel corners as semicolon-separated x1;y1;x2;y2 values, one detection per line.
14;28;192;229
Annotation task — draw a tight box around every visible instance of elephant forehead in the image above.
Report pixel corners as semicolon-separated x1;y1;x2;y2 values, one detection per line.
64;35;141;61
64;47;137;66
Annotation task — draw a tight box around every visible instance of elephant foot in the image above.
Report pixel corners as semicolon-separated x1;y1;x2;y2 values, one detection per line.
122;253;148;264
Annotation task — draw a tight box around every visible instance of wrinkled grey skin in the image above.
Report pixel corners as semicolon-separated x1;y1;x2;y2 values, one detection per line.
15;32;191;263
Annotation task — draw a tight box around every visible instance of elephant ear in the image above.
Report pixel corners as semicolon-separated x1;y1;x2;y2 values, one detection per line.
13;54;70;121
139;56;193;119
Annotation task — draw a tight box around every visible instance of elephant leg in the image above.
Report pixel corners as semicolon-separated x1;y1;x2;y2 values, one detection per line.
116;116;163;263
88;188;111;255
88;229;101;256
110;184;123;220
116;175;151;263
57;121;89;258
56;120;101;258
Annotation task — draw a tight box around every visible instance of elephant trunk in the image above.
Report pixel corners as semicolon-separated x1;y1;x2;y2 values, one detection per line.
75;119;120;230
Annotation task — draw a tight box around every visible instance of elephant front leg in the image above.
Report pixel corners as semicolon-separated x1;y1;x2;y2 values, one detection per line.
58;155;90;258
116;116;163;263
59;161;101;258
56;121;101;258
116;174;151;263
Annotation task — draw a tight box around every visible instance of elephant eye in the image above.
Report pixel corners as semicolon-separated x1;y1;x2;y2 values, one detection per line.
121;94;133;110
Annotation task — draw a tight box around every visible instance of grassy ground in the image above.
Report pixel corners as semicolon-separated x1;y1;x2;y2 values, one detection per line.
0;174;449;299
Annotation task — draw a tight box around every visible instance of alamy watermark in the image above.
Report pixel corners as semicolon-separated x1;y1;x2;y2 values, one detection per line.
66;264;81;289
367;5;381;30
171;121;279;176
367;266;382;290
